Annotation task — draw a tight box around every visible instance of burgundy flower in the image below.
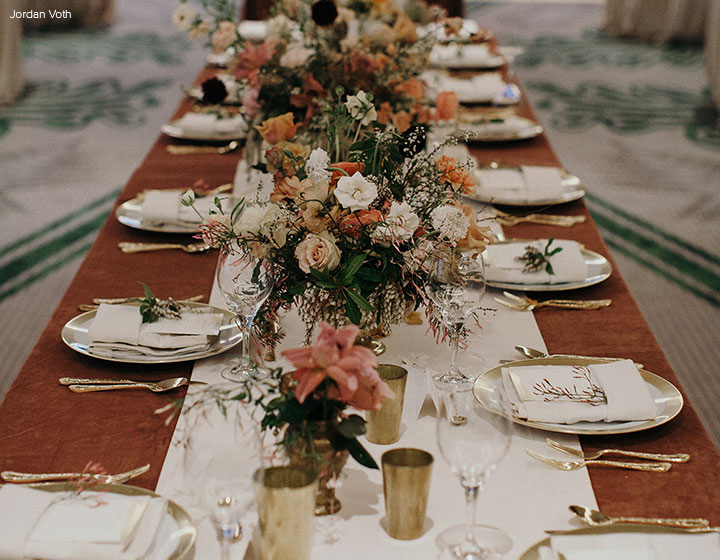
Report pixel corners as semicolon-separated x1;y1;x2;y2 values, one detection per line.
311;0;338;27
201;77;228;104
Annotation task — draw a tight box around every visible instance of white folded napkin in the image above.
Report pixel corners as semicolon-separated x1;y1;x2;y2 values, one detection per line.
501;360;657;424
429;43;504;68
140;190;226;227
237;20;268;42
88;303;223;358
174;112;247;137
484;239;587;284
434;73;508;104
541;530;720;560
474;166;564;202
0;485;167;560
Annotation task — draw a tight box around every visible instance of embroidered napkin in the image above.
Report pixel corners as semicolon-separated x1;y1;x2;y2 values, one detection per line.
539;530;720;559
0;485;167;560
174;112;247;137
484;239;588;284
429;43;504;68
501;360;657;424
88;304;223;357
474;166;563;202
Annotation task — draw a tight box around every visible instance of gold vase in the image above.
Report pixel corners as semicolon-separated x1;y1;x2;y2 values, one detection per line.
286;420;349;516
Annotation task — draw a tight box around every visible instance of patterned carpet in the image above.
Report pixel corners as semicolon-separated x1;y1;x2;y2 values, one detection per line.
1;1;719;446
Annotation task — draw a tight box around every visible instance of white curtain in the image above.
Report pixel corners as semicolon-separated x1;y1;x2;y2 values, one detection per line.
605;0;708;43
21;0;115;29
706;0;720;108
0;0;24;105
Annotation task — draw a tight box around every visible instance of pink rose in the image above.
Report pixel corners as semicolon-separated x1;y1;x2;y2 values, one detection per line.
294;231;341;273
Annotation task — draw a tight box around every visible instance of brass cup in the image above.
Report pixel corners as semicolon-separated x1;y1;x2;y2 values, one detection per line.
381;448;434;540
256;466;316;560
365;364;408;445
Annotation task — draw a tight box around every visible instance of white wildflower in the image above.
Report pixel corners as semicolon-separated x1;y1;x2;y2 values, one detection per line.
334;172;378;211
172;4;196;31
180;189;196;207
431;205;469;243
305;148;331;185
345;91;377;126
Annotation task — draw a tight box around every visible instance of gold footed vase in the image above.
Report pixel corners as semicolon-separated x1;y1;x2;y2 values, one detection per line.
287;421;349;516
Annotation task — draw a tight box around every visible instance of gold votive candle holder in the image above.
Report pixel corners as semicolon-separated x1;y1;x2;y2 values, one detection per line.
366;364;408;445
381;448;434;540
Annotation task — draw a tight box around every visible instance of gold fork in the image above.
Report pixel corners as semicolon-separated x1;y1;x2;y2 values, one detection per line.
526;449;671;472
118;242;212;254
495;291;612;311
493;209;586;227
1;463;150;484
546;439;690;463
166;141;240;155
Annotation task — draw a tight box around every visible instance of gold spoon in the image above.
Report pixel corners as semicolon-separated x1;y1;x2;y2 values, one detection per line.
569;505;710;530
67;377;190;393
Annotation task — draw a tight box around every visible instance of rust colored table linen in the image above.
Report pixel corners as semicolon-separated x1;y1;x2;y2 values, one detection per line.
0;72;719;531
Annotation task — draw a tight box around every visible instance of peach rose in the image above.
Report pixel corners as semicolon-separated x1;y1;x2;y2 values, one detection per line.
391;110;412;133
255;112;301;145
295;231;342;273
456;204;492;251
270;176;302;203
300;200;338;233
435;91;459;122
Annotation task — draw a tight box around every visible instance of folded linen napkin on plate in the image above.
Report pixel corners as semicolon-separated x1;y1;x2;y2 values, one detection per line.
0;485;167;560
501;360;657;424
538;530;720;560
429;43;504;68
140;190;227;227
474;166;564;202
88;304;223;358
428;72;508;104
484;239;587;284
173;112;247;136
464;116;536;138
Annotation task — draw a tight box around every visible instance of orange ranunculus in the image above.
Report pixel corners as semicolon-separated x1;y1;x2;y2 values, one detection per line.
330;162;365;186
436;155;475;194
456;204;492;251
270;176;303;203
435;91;459;122
411;103;433;124
377;102;393;125
395;78;424;100
391;111;412;133
255;112;301;145
338;209;384;238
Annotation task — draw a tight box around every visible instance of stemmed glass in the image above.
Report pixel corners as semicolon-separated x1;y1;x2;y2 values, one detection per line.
427;249;486;387
216;243;274;382
182;392;261;560
435;387;513;559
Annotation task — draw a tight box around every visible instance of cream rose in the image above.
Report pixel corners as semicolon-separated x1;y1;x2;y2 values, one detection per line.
334;172;378;211
374;201;419;243
295;231;342;273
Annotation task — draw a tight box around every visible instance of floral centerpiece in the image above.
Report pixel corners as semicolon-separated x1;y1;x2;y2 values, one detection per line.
184;89;490;348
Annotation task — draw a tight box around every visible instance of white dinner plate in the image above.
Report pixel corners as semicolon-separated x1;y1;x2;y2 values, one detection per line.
161;119;247;142
473;356;683;435
61;302;241;364
460;116;544;142
483;240;612;292
30;483;195;560
115;196;199;234
465;167;586;206
429;44;506;69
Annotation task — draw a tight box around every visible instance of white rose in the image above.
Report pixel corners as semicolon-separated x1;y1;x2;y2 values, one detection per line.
295;231;342;273
334;172;378;211
382;201;420;242
280;45;314;68
172;4;197;31
236;204;267;236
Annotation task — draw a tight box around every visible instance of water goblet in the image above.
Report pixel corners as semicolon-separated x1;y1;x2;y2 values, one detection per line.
216;244;274;382
427;249;486;387
435;386;513;559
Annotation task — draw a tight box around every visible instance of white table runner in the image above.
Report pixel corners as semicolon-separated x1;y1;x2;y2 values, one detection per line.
157;275;598;559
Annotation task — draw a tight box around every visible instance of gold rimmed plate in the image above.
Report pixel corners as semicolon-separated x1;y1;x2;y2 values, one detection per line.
161;120;247;142
483;240;612;292
29;483;196;560
61;302;241;364
460;116;544;142
473;356;683;435
115;197;199;234
465;167;586;207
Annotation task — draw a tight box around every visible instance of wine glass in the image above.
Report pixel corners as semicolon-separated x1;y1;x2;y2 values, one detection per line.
435;386;513;559
427;249;486;387
216;243;274;382
182;392;262;560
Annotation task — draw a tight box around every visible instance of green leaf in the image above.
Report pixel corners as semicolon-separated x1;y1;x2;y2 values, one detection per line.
346;438;379;469
344;296;362;325
139;282;155;303
355;267;383;282
345;288;373;312
339;254;367;285
336;414;366;438
546;261;555;276
290;282;307;295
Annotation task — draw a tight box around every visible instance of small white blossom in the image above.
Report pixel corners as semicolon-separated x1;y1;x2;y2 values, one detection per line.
374;201;420;244
180;189;196;207
431;206;469;243
305;148;331;185
236;204;267;236
172;4;197;31
334;172;378;211
345;91;377;126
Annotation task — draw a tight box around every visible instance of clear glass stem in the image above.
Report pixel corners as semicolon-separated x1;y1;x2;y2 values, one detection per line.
464;484;480;549
448;324;461;376
235;314;254;362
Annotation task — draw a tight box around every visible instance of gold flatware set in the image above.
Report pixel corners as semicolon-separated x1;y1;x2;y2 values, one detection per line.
118;242;212;254
493;208;586;227
495;291;612;311
166;140;241;155
1;463;150;484
59;377;192;393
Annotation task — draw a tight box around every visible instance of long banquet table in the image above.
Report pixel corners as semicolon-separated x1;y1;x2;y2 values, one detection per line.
1;39;720;559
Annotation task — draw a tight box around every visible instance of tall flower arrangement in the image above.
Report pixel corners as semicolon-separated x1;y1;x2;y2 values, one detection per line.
185;92;490;346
